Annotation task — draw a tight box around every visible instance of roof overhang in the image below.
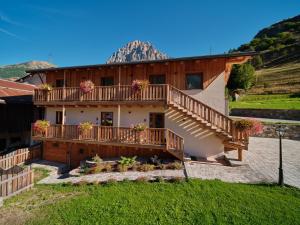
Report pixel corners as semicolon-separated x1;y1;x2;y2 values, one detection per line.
26;51;258;74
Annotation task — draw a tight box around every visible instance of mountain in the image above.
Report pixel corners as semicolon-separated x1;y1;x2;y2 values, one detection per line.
233;14;300;67
107;40;168;63
0;61;56;80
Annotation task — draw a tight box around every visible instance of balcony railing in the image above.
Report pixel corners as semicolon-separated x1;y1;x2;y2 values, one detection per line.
31;125;184;157
34;84;167;103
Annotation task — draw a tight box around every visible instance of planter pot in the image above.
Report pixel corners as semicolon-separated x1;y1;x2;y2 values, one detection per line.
136;131;146;144
85;160;98;168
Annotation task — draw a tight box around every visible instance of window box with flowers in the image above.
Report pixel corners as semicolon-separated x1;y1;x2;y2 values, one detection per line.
39;84;52;101
78;122;93;139
80;80;95;94
33;120;50;137
131;80;149;97
132;123;147;144
234;119;263;136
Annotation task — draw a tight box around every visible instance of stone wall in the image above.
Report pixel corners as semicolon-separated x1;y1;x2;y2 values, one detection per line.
254;124;300;140
230;109;300;121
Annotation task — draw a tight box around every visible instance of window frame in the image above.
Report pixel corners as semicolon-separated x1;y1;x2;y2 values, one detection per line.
55;111;63;124
149;74;166;84
101;112;113;126
55;79;64;88
149;112;165;128
185;73;203;90
101;76;114;86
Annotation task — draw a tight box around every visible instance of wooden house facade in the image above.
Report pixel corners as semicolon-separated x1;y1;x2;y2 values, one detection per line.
28;52;254;168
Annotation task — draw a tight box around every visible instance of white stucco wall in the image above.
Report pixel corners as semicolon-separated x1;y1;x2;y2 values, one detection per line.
165;108;224;158
45;106;165;127
183;72;226;114
46;106;224;159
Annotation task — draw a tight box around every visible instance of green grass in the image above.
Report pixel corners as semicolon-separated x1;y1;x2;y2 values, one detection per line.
250;62;300;94
230;93;300;110
1;180;300;225
33;167;51;183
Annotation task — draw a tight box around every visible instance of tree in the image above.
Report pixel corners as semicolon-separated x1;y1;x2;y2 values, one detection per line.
227;63;256;90
251;55;263;69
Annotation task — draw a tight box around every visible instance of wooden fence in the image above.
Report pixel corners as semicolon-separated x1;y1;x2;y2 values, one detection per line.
0;166;34;198
0;145;42;170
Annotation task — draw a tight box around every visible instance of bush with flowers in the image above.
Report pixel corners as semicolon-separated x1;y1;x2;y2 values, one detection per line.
131;80;149;94
33;120;50;136
234;119;263;135
78;122;93;133
80;80;95;93
39;83;52;91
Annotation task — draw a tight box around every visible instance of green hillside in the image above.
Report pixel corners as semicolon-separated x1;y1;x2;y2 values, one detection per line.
229;15;300;110
0;61;55;80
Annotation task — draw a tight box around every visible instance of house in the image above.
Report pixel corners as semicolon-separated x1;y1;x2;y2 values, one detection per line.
28;52;254;168
0;79;43;152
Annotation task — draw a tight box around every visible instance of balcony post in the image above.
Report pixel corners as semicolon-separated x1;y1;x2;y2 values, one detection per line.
61;106;66;138
63;70;66;101
117;66;121;140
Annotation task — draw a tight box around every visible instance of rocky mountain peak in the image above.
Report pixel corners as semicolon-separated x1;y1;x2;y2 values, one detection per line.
107;40;168;63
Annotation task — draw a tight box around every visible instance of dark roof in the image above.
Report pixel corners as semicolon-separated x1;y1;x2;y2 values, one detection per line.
26;51;257;73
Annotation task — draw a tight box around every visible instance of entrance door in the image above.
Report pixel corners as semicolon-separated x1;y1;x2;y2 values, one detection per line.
149;113;165;128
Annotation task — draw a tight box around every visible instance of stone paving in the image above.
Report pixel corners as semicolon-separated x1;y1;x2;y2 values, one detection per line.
225;137;300;188
184;161;273;184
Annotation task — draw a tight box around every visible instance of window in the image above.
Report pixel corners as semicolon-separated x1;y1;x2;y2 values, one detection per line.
101;77;114;86
56;111;63;124
56;79;64;87
101;112;113;126
149;74;166;84
149;113;165;128
186;73;203;90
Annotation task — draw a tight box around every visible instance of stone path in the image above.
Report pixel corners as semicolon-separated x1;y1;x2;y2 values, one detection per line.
184;161;273;184
226;137;300;188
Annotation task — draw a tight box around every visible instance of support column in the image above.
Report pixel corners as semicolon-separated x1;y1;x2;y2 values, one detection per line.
117;66;121;140
61;105;65;138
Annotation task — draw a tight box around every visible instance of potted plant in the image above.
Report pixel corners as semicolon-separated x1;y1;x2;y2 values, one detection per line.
234;119;263;135
39;83;52;91
131;80;149;95
78;122;93;139
33;120;50;137
132;123;147;143
80;80;95;94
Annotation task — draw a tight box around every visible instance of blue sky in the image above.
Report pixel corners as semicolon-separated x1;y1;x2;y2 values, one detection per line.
1;0;299;66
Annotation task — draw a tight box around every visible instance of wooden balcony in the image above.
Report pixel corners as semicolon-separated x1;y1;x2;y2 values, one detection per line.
34;84;167;105
32;125;184;160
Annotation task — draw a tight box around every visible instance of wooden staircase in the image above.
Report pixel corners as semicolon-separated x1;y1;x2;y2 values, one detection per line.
167;85;249;161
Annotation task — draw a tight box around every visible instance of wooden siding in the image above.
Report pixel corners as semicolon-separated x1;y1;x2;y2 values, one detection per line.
43;141;176;168
44;58;227;90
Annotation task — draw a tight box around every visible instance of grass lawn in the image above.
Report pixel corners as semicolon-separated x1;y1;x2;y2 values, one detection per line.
1;180;300;225
230;94;300;110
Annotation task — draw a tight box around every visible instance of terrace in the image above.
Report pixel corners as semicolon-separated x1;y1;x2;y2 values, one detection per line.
31;124;184;160
33;84;168;105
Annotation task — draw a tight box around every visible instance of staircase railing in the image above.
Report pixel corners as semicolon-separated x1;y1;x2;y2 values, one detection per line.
167;85;249;145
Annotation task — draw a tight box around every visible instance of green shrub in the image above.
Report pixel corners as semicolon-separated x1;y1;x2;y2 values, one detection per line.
139;164;154;172
103;163;113;172
91;154;103;164
118;156;137;167
168;161;183;170
117;164;128;172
